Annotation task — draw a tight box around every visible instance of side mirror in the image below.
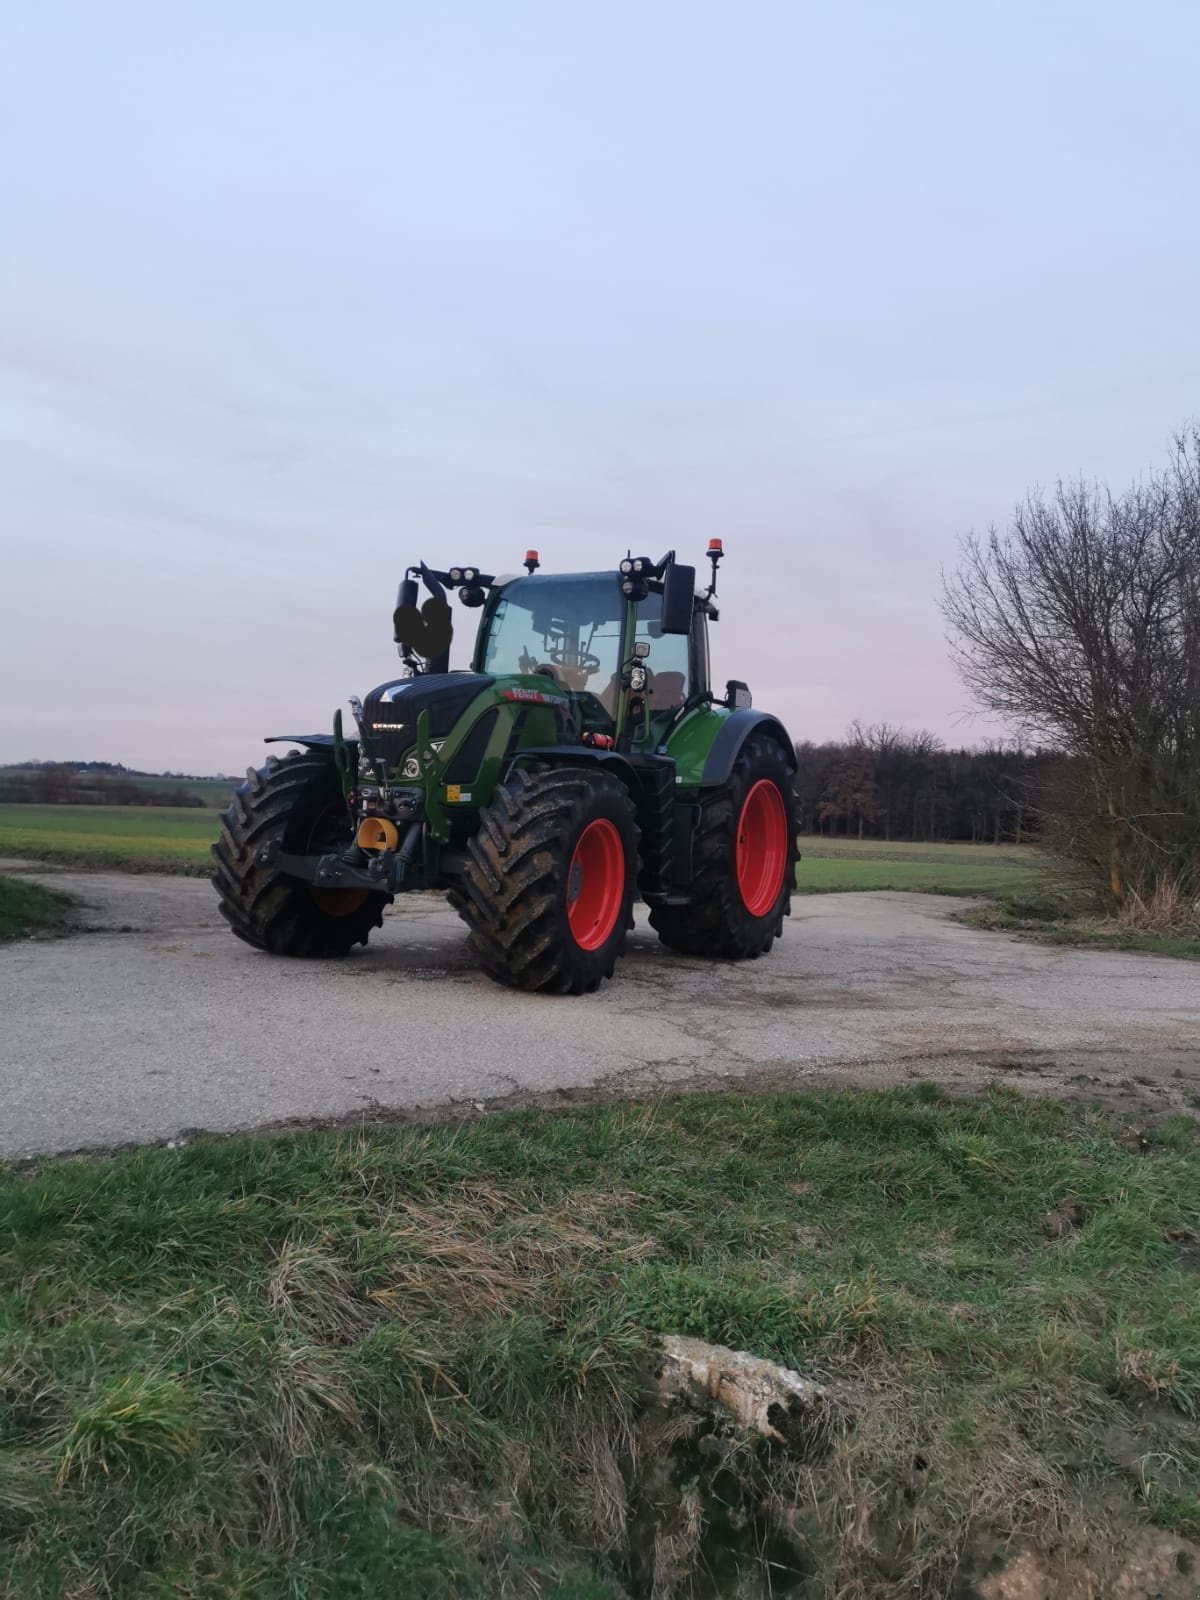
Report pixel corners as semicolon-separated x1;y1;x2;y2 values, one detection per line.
659;563;695;634
393;597;453;660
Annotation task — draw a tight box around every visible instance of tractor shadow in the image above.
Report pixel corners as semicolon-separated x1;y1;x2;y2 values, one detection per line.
360;903;835;1008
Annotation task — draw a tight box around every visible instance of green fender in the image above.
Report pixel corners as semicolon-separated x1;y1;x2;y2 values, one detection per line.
665;706;795;789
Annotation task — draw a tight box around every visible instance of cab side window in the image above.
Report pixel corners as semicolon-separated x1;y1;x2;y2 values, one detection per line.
634;593;690;723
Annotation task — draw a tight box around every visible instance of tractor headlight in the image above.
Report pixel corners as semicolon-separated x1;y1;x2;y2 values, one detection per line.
449;567;463;583
463;567;477;582
619;559;633;575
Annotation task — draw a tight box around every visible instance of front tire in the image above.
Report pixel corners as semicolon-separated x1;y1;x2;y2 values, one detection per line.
212;751;389;957
649;733;797;959
450;765;639;994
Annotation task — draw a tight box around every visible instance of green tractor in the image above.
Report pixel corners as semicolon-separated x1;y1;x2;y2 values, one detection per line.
212;543;798;994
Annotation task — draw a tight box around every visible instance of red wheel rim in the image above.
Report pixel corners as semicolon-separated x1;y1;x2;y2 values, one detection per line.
307;805;368;918
736;779;788;916
566;818;625;950
311;887;370;917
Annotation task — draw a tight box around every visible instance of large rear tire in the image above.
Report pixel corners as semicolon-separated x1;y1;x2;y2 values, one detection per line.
212;751;389;957
649;733;797;959
450;765;639;994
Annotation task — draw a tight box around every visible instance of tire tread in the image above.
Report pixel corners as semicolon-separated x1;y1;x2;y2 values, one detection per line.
211;751;388;958
450;764;638;994
649;733;797;959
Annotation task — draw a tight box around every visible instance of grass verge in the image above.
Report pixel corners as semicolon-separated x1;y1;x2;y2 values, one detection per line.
966;890;1200;962
0;875;72;941
2;1089;1198;1596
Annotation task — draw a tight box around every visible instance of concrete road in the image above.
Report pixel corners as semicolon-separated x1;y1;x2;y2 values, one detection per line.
2;863;1198;1158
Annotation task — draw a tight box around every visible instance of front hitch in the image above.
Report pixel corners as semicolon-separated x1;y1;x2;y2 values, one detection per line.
264;817;423;894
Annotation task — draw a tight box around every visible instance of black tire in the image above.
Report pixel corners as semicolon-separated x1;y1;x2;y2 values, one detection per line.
649;733;797;959
450;764;639;994
211;751;389;957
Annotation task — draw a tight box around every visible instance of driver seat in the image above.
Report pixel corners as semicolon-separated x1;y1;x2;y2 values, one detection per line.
596;668;687;720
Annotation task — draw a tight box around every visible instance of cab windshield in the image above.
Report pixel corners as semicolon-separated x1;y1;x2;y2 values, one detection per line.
479;574;625;716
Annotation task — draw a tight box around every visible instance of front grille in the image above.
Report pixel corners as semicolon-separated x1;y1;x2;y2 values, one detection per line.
360;673;495;775
362;695;414;770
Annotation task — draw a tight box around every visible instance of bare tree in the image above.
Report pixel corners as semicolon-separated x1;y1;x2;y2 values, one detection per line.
942;428;1200;908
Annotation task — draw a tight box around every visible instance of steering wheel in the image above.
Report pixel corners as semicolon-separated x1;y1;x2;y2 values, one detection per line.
548;645;602;674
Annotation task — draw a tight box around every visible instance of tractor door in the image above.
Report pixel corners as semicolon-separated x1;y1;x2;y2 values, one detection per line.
630;592;693;750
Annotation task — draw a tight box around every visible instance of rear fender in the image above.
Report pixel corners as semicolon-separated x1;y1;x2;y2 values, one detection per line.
698;711;795;787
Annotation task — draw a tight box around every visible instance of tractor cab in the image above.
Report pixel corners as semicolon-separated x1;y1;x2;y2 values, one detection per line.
471;569;703;751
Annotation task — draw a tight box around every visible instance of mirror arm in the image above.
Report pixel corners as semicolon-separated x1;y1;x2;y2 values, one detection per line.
418;563;448;603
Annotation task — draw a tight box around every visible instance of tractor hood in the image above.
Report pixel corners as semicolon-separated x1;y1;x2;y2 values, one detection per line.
362;672;494;767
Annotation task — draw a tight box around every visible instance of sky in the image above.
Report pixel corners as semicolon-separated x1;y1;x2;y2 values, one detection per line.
2;0;1198;774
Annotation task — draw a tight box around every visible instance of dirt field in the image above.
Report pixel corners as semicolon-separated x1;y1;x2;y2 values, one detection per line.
2;862;1197;1160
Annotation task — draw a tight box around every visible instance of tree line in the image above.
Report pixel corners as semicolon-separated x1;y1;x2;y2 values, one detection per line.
0;764;210;807
794;725;1046;843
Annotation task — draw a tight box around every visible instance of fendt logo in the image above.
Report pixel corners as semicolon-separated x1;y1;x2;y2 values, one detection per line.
501;687;566;704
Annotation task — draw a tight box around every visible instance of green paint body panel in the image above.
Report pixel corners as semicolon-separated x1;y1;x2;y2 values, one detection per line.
663;704;732;789
381;677;566;841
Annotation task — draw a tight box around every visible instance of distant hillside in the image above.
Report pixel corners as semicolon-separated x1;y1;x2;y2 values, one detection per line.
0;764;237;809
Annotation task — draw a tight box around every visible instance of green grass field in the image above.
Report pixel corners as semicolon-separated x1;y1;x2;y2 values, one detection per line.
2;1089;1197;1596
795;834;1050;896
0;805;1051;897
0;804;219;873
